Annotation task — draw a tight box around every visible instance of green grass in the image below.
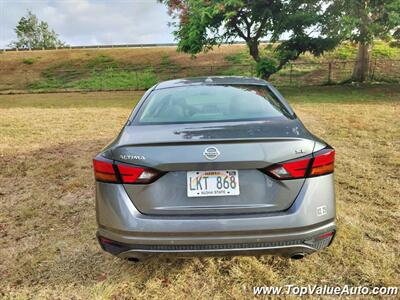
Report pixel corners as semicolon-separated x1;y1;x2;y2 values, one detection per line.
280;84;400;103
225;41;400;63
160;53;173;68
217;65;254;77
26;54;160;92
2;42;400;94
224;51;253;64
372;40;400;59
69;69;158;90
22;57;40;65
10;84;400;106
282;64;320;76
28;68;159;91
86;54;118;69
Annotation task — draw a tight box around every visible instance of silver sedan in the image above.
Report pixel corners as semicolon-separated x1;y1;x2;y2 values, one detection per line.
93;76;336;261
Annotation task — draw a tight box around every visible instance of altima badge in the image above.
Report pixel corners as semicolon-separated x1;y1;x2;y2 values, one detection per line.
203;146;220;160
119;154;146;160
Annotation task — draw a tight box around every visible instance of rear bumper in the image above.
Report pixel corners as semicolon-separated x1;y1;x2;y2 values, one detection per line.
97;223;336;259
96;174;336;258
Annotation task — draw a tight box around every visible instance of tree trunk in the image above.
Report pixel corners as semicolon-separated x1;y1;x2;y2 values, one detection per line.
247;40;260;62
261;74;271;80
352;42;370;82
247;39;271;79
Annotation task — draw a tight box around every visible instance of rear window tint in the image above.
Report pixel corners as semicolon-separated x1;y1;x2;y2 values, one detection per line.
135;85;291;125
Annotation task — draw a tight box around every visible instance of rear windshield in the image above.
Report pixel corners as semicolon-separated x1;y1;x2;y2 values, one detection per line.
134;85;291;125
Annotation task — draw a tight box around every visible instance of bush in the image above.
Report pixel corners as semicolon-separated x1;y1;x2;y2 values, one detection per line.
256;58;277;78
389;40;400;48
22;57;38;65
331;43;358;60
371;41;398;58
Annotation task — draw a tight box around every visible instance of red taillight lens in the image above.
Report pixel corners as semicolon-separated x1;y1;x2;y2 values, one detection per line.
93;157;161;184
93;158;118;183
266;157;311;179
263;147;335;180
309;148;335;177
116;164;160;183
117;164;145;183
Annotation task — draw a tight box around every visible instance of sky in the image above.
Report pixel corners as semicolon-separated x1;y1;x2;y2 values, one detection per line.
0;0;176;49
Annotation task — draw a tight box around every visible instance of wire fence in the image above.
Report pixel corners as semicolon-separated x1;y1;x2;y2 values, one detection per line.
0;40;267;52
1;59;399;93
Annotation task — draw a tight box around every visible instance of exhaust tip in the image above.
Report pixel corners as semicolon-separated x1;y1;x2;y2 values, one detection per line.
290;253;305;260
127;257;140;262
119;250;149;261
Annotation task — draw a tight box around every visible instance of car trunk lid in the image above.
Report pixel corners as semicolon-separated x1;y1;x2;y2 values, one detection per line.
108;120;315;216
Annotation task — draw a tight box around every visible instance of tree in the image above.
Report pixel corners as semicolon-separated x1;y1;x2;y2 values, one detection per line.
394;28;400;40
326;0;400;82
159;0;339;79
9;11;65;50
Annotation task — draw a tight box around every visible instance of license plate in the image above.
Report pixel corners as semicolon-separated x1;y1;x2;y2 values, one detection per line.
187;170;240;197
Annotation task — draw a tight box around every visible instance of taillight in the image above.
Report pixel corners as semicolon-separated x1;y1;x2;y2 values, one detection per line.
116;163;161;184
262;147;335;180
265;157;311;179
93;158;118;183
309;148;335;176
93;157;162;184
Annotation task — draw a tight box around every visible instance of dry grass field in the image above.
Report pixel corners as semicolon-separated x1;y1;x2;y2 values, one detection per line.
0;44;245;67
0;85;399;299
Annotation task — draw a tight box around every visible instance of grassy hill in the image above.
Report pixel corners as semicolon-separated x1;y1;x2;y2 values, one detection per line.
0;45;244;91
1;41;399;92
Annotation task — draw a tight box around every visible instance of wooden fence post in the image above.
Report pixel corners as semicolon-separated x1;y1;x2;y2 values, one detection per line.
328;62;332;84
370;58;377;81
101;70;104;90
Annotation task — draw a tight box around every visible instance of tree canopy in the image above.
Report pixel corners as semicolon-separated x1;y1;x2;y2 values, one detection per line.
160;0;339;79
10;11;65;50
325;0;400;81
326;0;400;44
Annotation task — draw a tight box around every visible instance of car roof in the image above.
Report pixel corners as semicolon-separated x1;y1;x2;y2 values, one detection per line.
154;76;268;90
